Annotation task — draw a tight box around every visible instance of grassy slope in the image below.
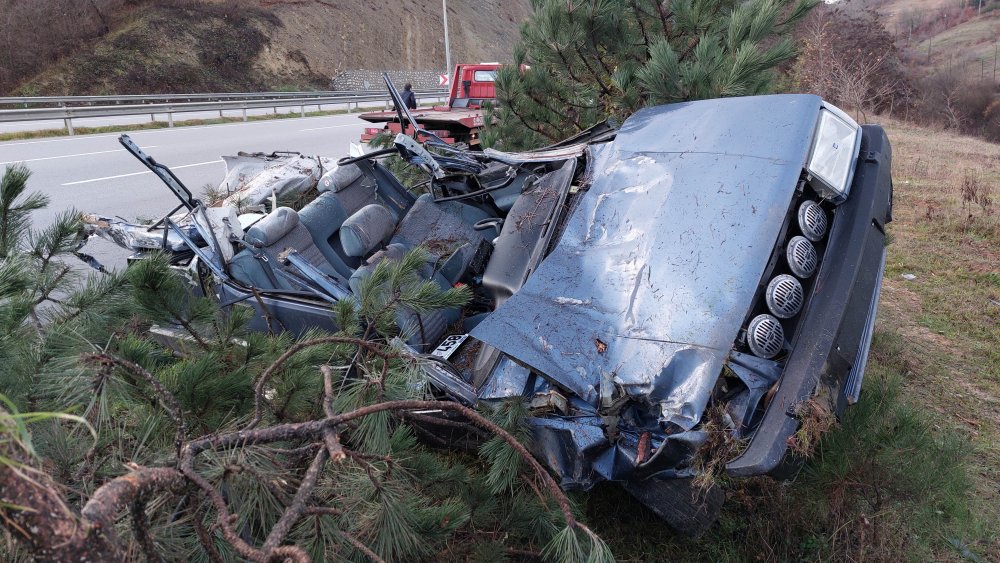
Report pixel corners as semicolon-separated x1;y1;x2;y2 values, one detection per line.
20;4;304;96
912;16;1000;80
872;0;1000;81
880;117;1000;507
584;119;1000;561
13;0;531;96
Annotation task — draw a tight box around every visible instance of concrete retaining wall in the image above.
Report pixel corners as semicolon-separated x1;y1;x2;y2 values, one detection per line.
330;70;442;92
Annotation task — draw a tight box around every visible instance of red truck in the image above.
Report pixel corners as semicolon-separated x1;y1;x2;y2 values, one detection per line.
359;63;500;147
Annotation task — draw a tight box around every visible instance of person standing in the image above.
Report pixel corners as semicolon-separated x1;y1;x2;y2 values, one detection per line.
400;83;417;110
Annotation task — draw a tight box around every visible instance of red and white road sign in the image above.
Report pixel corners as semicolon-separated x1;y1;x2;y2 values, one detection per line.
438;74;450;86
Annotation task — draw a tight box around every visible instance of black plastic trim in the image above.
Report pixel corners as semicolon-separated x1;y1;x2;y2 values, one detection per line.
727;125;893;476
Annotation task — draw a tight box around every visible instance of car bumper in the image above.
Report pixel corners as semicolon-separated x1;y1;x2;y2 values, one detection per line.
727;125;893;477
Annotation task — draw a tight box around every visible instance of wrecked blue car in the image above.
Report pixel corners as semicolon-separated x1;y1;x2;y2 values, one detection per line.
84;91;892;535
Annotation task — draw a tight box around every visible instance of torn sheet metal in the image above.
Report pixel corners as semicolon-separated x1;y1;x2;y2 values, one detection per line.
483;143;591;164
472;95;820;430
82;214;201;253
218;152;338;208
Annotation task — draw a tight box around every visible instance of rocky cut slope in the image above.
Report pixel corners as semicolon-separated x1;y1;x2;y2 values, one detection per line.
8;0;530;95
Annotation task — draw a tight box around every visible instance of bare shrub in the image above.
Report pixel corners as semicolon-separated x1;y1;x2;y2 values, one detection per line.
913;71;1000;141
792;8;911;122
960;169;995;217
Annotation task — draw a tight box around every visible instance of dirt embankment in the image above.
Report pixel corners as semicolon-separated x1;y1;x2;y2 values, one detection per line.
10;0;530;95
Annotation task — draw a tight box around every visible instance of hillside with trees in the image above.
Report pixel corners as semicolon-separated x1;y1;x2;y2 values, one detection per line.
791;0;1000;142
0;0;531;96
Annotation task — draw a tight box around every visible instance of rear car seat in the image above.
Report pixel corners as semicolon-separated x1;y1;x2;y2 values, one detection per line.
230;207;343;291
340;203;460;352
298;192;360;280
390;193;489;284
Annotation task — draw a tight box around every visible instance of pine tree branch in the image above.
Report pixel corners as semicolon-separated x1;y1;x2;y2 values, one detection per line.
526;90;584;131
630;0;652;48
130;498;163;563
81;466;186;525
248;336;401;429
193;503;226;563
183;400;585;533
551;43;589;91
574;44;614;96
262;448;328;553
511;106;559;141
584;4;617;78
340;531;386;563
180;455;280;562
32;264;71;306
81;353;187;456
653;1;673;37
321;365;348;461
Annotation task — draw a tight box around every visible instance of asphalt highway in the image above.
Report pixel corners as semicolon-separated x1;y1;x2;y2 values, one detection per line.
0;113;370;269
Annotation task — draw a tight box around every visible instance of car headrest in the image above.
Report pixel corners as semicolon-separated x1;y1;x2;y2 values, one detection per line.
245;207;299;247
340;204;396;257
318;163;363;193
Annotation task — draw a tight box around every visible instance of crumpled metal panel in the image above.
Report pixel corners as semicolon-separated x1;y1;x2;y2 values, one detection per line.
82;214;200;252
472;95;822;430
219;153;338;208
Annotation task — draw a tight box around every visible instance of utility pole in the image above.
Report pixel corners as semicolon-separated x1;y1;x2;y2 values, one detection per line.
442;0;452;76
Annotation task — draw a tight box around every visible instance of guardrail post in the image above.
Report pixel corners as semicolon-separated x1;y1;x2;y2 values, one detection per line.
242;106;247;122
300;105;305;117
219;109;223;118
64;117;75;135
168;108;174;128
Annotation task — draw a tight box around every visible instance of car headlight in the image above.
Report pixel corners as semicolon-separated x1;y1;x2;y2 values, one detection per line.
806;105;861;203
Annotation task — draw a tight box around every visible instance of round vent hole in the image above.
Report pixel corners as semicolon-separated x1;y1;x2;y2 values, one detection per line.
748;314;784;359
766;274;804;318
786;236;818;278
798;200;828;242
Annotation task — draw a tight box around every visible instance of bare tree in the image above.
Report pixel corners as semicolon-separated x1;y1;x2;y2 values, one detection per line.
792;7;911;122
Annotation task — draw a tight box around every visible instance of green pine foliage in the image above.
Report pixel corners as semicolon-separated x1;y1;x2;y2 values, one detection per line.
0;164;612;561
483;0;817;149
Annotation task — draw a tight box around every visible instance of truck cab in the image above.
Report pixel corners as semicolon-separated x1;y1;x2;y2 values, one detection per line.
448;63;499;108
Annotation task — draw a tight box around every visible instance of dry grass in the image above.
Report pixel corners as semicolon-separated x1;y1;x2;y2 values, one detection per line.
786;399;836;459
689;406;746;491
878;115;1000;553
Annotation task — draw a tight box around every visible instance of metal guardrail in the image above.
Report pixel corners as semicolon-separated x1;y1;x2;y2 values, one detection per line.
0;89;446;107
0;90;448;135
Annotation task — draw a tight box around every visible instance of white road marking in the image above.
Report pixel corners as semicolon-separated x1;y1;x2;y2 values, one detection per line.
0;147;157;166
299;124;361;132
62;159;223;186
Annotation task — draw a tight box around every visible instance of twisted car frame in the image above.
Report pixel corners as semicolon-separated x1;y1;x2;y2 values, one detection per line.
84;84;892;535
